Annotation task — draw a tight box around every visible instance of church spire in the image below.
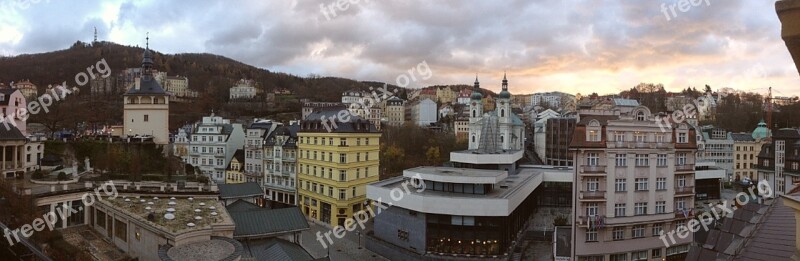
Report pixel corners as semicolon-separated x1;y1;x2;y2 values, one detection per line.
471;74;483;100
142;33;154;77
498;72;511;99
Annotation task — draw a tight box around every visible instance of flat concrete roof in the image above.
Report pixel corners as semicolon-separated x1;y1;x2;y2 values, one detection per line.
403;166;508;184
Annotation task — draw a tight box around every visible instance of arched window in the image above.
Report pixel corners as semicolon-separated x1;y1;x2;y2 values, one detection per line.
637;111;646;121
501;109;505;117
472;110;476;118
500;135;504;143
471;135;476;143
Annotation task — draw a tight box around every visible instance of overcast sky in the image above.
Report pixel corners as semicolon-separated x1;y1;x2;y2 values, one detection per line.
1;0;799;96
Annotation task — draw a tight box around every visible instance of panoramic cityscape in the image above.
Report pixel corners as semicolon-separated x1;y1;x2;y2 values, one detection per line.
1;0;800;260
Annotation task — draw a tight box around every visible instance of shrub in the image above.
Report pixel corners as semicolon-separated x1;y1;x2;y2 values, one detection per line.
57;172;67;181
32;170;44;179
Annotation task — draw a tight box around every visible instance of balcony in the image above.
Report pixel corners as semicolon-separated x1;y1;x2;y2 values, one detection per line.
656;142;672;149
675;186;694;196
674;208;694;219
634;142;653;149
581;165;606;174
754;164;773;171
580;190;606;200
675;165;694;172
246;144;262;149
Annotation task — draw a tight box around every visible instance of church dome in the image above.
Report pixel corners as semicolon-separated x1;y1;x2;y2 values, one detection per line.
752;120;770;140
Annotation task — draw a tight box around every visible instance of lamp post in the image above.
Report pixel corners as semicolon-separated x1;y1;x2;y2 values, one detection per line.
357;231;362;249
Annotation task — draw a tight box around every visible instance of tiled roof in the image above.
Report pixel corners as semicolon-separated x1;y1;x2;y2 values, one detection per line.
229;207;309;238
686;198;796;260
242;238;319;261
218;182;263;199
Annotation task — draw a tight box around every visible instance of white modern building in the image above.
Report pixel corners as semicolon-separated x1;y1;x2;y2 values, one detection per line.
229;79;257;100
179;113;245;183
700;127;734;180
406;98;438;126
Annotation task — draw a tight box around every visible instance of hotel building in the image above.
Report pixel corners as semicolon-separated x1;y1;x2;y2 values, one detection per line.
297;111;381;227
570;106;697;261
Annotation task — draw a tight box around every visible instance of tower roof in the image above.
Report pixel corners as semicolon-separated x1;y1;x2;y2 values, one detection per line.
752;119;771;140
498;72;510;99
125;33;166;96
471;75;483;100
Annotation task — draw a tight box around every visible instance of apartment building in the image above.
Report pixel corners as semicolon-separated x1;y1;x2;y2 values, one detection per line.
297;111;380;227
571;107;696;261
405;98;437;126
384;96;405;126
700;127;734;181
178;113;245;183
225;149;245;184
262;123;299;205
732;132;766;181
756;128;800;196
301;101;345;120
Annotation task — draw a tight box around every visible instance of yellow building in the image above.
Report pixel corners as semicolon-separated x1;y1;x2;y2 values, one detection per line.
297;111;380;227
436;86;456;104
732;121;770;180
225;149;245;184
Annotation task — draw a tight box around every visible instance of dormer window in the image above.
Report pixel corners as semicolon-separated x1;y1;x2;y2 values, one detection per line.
636;111;646;121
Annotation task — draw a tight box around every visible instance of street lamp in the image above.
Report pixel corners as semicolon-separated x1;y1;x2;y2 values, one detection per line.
357;231;362;249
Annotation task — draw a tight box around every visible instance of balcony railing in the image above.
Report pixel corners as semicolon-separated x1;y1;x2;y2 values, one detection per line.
754;164;773;171
674;208;693;219
580;190;606;200
581;165;606;173
675;186;694;196
675;165;694;171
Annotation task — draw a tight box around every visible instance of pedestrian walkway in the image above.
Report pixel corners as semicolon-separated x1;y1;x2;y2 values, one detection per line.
299;220;388;260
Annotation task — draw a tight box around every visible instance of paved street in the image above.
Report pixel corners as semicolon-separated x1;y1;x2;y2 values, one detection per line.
300;220;389;260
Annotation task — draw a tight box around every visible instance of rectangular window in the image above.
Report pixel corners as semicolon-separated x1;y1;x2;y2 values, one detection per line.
587;153;599;166
632;225;645;238
657;154;667;166
635;154;648;166
656;177;666;190
586;203;598;216
143;115;149;122
356;138;361;146
652;248;662;258
631;250;647;261
616;154;626;167
615;132;624;142
676;198;686;210
115;219;127;242
610;253;627;261
677;175;686;187
615;179;626;192
634;133;646;142
340;153;346;163
677;152;687;166
586;229;598;242
635;202;647;215
612;227;625;240
339;170;346;181
635;178;648;191
614;203;626;217
587;178;599;192
652;223;663;237
656;201;666;214
655;134;665;143
678;132;687;143
340;138;347;146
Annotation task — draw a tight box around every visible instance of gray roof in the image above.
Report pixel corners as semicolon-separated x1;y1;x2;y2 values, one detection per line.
612;98;640;107
686;198;796;260
226;199;264;212
125;75;167;95
229;207;309;238
0;89;19;106
302;109;379;133
0;123;26;141
731;133;755;142
218;182;263;199
242;238;319;261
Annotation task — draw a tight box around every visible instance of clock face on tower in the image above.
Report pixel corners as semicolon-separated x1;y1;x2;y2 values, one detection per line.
500;101;505;105
471;102;477;106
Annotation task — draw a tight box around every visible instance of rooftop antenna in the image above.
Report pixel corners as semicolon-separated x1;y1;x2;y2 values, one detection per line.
93;27;97;43
146;32;149;50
